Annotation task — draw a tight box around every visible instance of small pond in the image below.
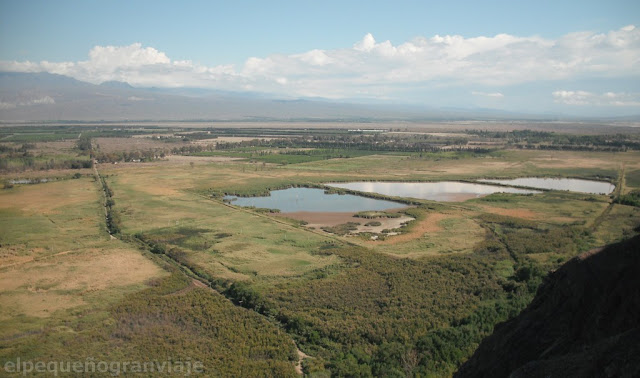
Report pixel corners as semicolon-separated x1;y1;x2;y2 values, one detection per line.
224;187;406;213
479;178;614;195
326;181;540;202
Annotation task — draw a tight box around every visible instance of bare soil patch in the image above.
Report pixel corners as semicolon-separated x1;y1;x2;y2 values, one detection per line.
370;213;453;245
278;211;413;234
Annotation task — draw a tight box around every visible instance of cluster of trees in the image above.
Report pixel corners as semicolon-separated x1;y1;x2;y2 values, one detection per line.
76;135;92;151
214;134;459;153
467;129;640;151
100;176;121;234
615;190;640;207
170;144;217;155
72;135;166;163
0;157;92;171
0;155;92;172
94;150;165;163
0;143;36;153
466;129;553;141
0;139;95;172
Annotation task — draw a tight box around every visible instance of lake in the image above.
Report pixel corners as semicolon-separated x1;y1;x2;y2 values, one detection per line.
224;187;406;213
479;178;615;195
326;181;540;202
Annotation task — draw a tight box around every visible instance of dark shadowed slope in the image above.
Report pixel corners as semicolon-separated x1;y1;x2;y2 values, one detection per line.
455;234;640;378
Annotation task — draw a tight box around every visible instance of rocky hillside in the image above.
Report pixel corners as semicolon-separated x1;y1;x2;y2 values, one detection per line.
455;234;640;378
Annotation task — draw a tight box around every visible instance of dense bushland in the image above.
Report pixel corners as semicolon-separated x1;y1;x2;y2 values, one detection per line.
127;208;593;376
257;245;535;376
615;190;640;207
3;273;299;377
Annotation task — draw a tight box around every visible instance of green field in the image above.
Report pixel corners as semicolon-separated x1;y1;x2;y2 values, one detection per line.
2;124;639;376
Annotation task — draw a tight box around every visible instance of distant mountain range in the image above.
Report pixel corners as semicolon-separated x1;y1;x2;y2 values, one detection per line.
1;72;638;122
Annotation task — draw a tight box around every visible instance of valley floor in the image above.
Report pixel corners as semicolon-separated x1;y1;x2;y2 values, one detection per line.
2;125;640;376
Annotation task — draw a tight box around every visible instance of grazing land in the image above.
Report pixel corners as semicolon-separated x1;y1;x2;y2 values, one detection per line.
1;122;640;376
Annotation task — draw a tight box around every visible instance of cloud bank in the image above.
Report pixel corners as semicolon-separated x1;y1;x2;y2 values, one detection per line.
472;91;504;98
0;95;55;110
553;90;640;106
1;26;638;104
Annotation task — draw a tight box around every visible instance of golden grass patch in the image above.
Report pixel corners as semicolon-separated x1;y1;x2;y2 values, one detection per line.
0;245;166;320
0;178;167;324
0;179;96;215
373;212;453;245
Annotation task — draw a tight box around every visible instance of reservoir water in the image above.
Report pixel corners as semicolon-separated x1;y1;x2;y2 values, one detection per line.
224;187;406;213
479;178;614;195
326;181;540;202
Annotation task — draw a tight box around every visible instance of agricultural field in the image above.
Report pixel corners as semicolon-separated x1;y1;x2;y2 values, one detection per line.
1;123;640;376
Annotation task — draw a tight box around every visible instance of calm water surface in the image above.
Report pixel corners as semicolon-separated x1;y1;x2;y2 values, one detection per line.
479;178;614;195
224;187;405;213
326;182;540;202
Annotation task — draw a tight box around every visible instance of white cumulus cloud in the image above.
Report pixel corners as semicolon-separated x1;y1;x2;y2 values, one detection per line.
89;44;169;67
1;26;638;102
472;91;504;98
553;90;640;106
354;33;377;52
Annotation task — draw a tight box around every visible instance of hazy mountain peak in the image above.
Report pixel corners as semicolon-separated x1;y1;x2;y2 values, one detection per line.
99;80;134;89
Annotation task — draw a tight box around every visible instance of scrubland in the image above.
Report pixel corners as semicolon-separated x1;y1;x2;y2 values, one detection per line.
1;123;639;376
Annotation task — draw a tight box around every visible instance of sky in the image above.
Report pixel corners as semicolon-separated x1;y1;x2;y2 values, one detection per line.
1;0;639;116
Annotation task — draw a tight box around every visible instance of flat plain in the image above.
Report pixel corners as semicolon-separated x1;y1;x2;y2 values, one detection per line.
1;122;639;376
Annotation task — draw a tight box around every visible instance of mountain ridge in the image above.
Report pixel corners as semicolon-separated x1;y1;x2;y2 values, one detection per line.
1;72;639;122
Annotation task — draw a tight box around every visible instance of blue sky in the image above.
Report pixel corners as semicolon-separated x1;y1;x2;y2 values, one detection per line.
1;0;639;116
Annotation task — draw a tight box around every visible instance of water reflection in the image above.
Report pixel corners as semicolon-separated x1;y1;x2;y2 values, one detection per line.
224;187;406;212
326;182;540;202
479;178;614;195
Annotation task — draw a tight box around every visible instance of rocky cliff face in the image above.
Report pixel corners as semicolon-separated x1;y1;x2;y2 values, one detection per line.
455;234;640;378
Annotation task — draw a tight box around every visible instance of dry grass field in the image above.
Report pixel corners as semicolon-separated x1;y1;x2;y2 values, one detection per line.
0;177;166;337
